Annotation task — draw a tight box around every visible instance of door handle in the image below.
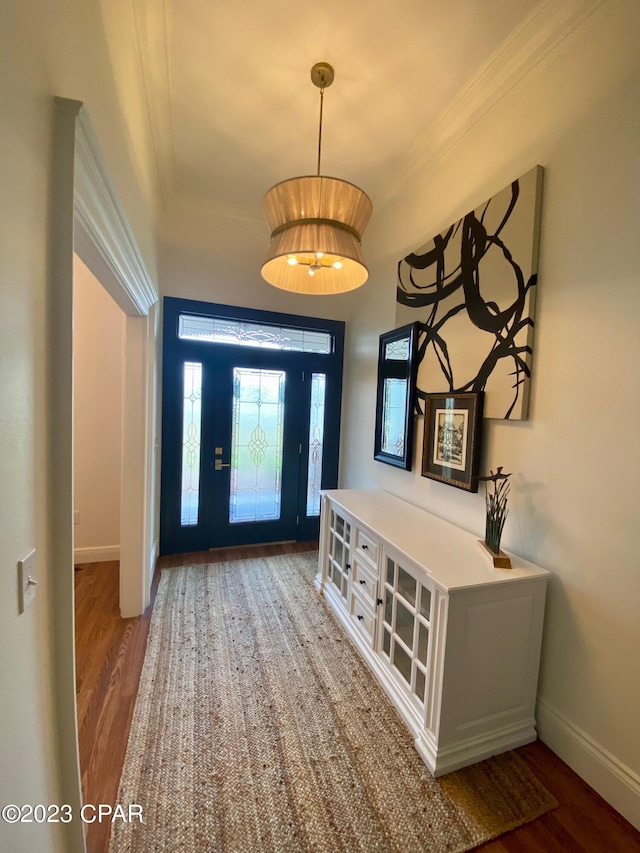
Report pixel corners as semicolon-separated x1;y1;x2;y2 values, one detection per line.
214;460;231;471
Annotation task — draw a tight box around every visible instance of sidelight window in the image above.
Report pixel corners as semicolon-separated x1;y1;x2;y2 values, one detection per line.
180;362;203;526
306;373;326;516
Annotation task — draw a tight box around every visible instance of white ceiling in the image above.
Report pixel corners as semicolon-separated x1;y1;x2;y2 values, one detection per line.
130;0;545;227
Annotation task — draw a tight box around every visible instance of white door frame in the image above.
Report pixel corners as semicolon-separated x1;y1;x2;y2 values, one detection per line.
51;96;158;851
72;101;159;615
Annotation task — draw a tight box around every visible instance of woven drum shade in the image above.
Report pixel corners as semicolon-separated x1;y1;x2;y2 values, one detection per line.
261;176;373;294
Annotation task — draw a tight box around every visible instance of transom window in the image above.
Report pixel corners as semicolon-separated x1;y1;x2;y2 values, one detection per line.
178;314;333;354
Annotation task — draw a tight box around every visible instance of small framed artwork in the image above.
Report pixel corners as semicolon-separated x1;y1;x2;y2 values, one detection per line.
422;392;484;491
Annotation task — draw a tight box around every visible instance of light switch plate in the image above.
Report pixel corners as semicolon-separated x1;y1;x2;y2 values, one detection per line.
18;548;37;613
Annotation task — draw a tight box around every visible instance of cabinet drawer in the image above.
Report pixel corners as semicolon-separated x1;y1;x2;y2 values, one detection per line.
355;527;379;564
350;589;376;642
352;558;378;604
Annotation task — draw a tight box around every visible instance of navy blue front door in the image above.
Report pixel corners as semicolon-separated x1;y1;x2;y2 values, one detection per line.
159;298;344;555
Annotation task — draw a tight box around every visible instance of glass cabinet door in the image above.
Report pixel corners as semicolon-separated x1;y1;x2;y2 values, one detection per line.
327;510;351;601
380;555;432;706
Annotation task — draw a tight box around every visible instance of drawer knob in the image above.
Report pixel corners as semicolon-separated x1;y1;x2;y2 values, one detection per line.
377;598;383;606
359;579;366;585
361;544;368;550
345;563;351;570
357;614;364;621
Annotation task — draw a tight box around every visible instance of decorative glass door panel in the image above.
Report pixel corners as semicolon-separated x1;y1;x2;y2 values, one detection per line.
230;368;285;523
380;555;432;705
205;356;300;548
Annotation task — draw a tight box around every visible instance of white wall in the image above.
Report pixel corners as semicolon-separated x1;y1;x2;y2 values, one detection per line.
158;210;354;323
0;2;157;851
73;255;124;561
340;1;640;828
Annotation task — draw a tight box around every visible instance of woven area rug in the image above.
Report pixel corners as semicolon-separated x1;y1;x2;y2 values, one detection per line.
110;551;556;853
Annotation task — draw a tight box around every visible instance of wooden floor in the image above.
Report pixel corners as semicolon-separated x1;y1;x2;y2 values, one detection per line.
75;543;640;853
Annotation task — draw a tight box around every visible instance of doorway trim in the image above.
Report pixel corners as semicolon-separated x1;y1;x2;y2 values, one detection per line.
51;97;158;850
73;102;159;616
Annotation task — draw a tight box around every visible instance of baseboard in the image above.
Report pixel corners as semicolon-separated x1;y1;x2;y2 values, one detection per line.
537;697;640;831
74;545;120;564
416;720;537;778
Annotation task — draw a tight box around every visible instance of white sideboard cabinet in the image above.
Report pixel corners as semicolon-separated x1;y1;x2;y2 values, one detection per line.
316;489;550;777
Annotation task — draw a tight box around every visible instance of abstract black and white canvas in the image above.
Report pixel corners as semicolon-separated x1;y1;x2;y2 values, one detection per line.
396;166;543;420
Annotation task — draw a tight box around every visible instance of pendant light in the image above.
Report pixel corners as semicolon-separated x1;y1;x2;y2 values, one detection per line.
261;62;373;294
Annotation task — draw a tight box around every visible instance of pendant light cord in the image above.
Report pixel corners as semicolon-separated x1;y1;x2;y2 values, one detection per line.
316;84;325;176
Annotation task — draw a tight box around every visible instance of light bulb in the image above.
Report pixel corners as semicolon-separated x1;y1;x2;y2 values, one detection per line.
287;256;298;266
308;267;315;276
315;252;324;259
332;260;343;269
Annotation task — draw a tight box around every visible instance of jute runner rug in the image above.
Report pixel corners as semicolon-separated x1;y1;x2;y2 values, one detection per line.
110;551;556;853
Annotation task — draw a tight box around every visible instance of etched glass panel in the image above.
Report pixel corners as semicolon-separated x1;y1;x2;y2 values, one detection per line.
229;368;285;523
397;566;416;607
180;362;202;526
178;314;332;354
384;337;410;360
380;378;407;456
306;373;326;516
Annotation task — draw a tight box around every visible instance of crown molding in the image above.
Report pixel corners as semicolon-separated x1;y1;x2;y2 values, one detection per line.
74;106;158;316
131;0;176;212
375;0;607;216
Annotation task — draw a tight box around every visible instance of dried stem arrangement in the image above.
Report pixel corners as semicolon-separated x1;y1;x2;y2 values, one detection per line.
480;467;511;554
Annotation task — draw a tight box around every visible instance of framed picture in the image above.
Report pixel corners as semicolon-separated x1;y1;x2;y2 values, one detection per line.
374;322;420;470
421;392;484;491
